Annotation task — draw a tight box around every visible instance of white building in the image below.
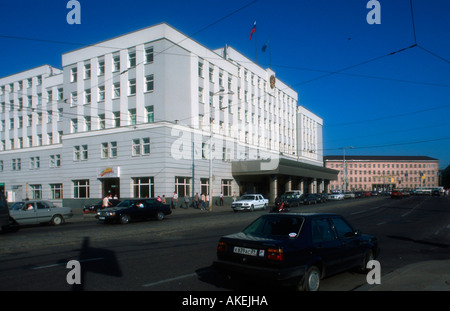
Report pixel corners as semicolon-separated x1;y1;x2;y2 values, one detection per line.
0;23;337;208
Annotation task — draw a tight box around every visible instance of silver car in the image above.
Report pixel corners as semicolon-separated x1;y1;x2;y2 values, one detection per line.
9;200;73;226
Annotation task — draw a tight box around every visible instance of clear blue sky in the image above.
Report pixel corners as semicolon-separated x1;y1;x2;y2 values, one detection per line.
1;0;449;168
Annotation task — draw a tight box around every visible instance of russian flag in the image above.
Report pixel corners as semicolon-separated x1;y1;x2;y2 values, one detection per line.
250;21;256;40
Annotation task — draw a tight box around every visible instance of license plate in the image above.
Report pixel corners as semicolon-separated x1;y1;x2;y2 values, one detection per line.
99;216;106;220
233;246;257;256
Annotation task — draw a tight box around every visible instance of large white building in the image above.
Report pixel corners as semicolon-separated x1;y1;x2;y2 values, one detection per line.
0;23;337;208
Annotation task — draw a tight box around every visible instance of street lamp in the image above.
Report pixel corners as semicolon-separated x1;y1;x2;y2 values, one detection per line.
209;88;234;211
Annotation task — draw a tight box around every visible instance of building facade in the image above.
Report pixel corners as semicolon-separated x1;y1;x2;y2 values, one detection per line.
324;155;440;192
0;23;337;208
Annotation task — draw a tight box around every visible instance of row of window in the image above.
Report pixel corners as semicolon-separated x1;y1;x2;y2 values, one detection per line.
0;75;43;94
26;177;233;200
69;74;154;106
342;170;438;176
330;162;436;169
1;154;61;172
70;46;154;83
73;138;150;161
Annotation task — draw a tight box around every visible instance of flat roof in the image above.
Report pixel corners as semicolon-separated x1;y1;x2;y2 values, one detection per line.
324;155;438;161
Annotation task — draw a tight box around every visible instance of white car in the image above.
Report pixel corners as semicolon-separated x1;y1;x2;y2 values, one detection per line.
327;193;344;201
231;194;269;212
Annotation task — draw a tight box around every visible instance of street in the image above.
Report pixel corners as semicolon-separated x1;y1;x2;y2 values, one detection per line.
0;195;449;291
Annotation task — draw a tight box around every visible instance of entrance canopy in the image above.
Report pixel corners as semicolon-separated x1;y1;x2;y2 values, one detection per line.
232;158;338;180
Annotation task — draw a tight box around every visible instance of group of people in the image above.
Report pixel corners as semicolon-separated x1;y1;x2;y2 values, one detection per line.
170;192;210;210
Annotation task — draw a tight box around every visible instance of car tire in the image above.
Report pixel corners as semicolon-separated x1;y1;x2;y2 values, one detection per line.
156;211;164;221
358;250;374;273
250;205;254;212
51;215;64;226
298;266;321;291
120;214;130;224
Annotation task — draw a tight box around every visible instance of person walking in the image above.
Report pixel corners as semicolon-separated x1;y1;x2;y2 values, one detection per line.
194;192;199;209
200;193;206;210
219;192;224;206
172;191;178;209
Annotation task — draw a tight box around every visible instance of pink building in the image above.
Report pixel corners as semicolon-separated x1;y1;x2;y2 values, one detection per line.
324;156;440;192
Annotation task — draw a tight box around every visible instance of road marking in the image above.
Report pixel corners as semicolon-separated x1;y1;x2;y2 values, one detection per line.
32;257;104;270
142;272;198;287
376;222;386;226
350;210;366;215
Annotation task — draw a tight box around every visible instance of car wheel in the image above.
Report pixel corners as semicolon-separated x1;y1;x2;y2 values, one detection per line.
156;211;164;221
358;250;374;273
299;266;321;291
250;205;254;212
120;214;130;224
51;215;64;226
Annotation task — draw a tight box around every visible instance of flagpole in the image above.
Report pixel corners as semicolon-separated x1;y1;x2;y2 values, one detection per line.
255;25;258;64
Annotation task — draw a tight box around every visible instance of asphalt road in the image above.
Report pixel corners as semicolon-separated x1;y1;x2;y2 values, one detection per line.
0;195;449;292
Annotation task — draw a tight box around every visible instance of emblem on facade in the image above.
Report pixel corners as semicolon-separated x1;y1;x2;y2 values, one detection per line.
270;75;276;89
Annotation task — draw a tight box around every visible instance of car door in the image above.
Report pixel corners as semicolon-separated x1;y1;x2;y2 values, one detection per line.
14;202;37;225
330;216;363;270
310;217;343;275
35;201;53;223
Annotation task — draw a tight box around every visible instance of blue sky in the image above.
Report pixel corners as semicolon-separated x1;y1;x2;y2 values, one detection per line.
1;0;449;168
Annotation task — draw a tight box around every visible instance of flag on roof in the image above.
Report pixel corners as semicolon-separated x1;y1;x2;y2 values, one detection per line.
250;21;256;40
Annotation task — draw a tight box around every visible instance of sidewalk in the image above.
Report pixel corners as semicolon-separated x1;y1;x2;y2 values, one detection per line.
356;260;450;291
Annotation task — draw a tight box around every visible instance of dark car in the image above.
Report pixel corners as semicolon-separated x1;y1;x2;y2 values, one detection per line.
95;198;171;224
299;194;318;205
279;194;302;208
214;213;379;291
390;189;404;199
83;199;121;213
316;193;328;203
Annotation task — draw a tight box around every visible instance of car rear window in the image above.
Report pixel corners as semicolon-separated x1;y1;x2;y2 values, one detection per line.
242;215;304;238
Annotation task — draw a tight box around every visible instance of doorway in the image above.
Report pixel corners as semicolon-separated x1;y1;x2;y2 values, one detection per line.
101;178;120;198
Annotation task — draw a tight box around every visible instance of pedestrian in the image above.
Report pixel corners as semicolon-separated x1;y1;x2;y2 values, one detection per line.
233;191;237;202
157;195;162;203
206;194;210;209
102;195;110;209
172;191;178;209
162;195;166;204
200;193;205;210
194;192;199;209
219;192;224;206
184;195;190;209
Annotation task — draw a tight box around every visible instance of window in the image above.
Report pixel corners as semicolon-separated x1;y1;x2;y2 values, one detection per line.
132;177;154;198
73;180;89;198
50;154;61;168
221;179;232;196
71;119;78;133
331;217;354;238
145;75;154;92
84;63;91;79
113;83;120;98
200;178;209;197
70;92;77;106
128;49;136;68
85;89;91;105
30;156;40;170
70;67;77;82
101;142;117;159
84;116;91;131
50;184;63;199
12;158;21;171
30;184;42;199
128;109;136;125
99;114;105;129
146;106;154;123
175;177;191;198
145;46;154;63
198;61;204;77
311;218;336;243
113;111;120;127
128;79;136;95
132;138;150;156
98;86;105;101
73;145;88;161
98;58;105;76
113;55;120;72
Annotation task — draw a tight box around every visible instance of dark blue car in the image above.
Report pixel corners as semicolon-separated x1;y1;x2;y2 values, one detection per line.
214;213;379;291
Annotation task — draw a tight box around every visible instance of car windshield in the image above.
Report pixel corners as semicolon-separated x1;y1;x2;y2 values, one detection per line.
239;195;256;200
242;215;304;238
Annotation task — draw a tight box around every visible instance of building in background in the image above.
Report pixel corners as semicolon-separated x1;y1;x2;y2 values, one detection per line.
0;23;337;208
324;155;439;192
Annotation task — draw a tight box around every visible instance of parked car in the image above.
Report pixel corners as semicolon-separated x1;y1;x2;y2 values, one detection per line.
96;198;171;224
362;191;371;197
299;193;319;205
214;213;379;291
370;191;379;196
316;193;328;203
0;191;16;232
83;199;121;214
344;192;355;199
9;200;73;226
390;189;404;199
327;192;344;201
231;194;268;212
279;194;301;208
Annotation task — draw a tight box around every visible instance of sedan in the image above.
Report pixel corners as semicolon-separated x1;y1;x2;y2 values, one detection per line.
83;199;121;214
214;213;379;291
299;194;319;205
96;198;171;224
327;193;344;201
9;200;73;226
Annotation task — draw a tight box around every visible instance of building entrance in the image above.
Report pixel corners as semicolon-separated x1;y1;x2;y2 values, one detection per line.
102;178;120;198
